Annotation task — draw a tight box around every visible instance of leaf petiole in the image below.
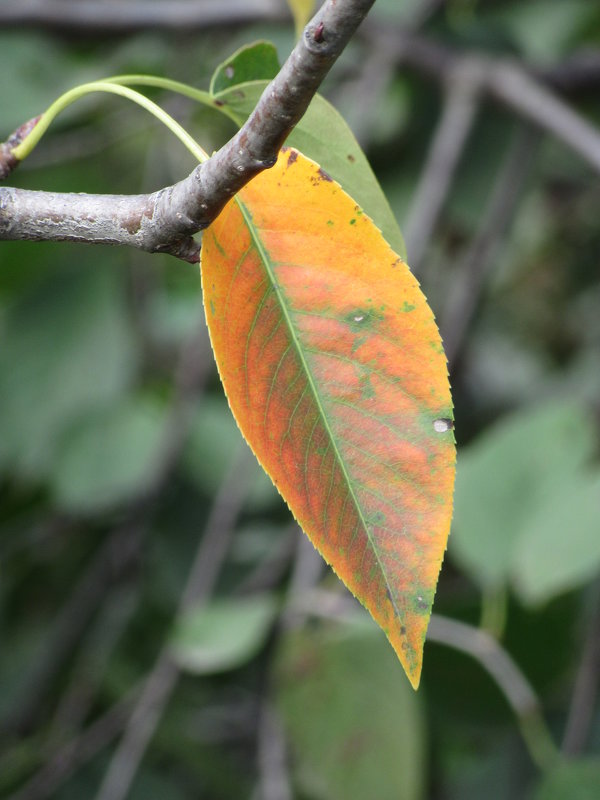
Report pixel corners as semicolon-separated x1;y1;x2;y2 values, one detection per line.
101;74;242;125
11;81;209;165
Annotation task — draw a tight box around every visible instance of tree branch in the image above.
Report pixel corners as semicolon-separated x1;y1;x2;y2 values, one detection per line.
0;0;288;34
0;0;377;261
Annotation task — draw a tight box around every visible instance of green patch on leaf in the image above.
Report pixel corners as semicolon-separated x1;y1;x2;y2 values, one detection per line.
209;41;280;95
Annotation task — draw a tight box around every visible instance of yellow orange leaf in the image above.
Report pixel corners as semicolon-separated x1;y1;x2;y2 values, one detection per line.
201;148;455;688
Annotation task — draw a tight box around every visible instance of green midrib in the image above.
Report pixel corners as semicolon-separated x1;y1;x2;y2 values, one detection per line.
235;195;397;615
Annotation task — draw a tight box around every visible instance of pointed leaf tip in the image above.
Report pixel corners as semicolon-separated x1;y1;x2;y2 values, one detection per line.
201;148;455;685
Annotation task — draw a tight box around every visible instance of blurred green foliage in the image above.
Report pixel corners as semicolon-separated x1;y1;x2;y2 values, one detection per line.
1;1;600;799
276;623;425;800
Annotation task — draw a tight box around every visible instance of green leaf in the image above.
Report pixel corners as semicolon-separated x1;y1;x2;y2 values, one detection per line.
211;80;406;259
0;33;79;133
451;401;595;589
532;759;600;800
184;397;245;493
183;396;278;510
512;472;600;605
276;622;426;800
51;397;167;513
170;595;278;674
0;267;136;481
209;41;280;95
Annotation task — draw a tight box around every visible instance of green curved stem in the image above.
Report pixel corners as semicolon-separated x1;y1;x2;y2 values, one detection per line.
11;82;209;164
480;586;508;639
101;74;242;125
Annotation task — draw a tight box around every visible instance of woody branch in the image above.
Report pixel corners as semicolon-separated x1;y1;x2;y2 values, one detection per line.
0;0;377;263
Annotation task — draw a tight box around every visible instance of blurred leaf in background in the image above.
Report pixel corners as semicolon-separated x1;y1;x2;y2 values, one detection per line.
171;594;278;675
450;401;598;596
276;621;426;800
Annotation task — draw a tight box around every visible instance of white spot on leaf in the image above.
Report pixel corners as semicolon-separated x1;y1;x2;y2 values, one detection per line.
433;418;453;433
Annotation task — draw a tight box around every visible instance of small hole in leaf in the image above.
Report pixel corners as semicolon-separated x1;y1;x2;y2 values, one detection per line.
224;65;235;78
433;418;453;433
345;309;373;329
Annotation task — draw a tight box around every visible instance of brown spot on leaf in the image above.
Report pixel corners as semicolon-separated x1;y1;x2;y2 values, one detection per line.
317;167;333;182
214;100;225;107
287;150;298;167
347;153;356;163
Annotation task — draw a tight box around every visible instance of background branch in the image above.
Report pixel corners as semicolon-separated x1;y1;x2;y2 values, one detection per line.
440;124;541;367
94;449;253;800
0;0;288;34
292;589;559;773
368;24;600;175
404;58;481;271
562;582;600;756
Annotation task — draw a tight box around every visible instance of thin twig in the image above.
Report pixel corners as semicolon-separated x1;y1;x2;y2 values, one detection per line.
252;528;320;800
1;319;211;737
5;686;140;800
367;24;600;178
290;589;560;772
540;49;600;94
426;615;539;720
441;123;541;367
1;522;143;735
404;58;482;271
48;586;138;741
486;61;600;174
256;703;293;800
562;582;600;756
426;615;559;772
235;523;298;596
94;448;253;800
